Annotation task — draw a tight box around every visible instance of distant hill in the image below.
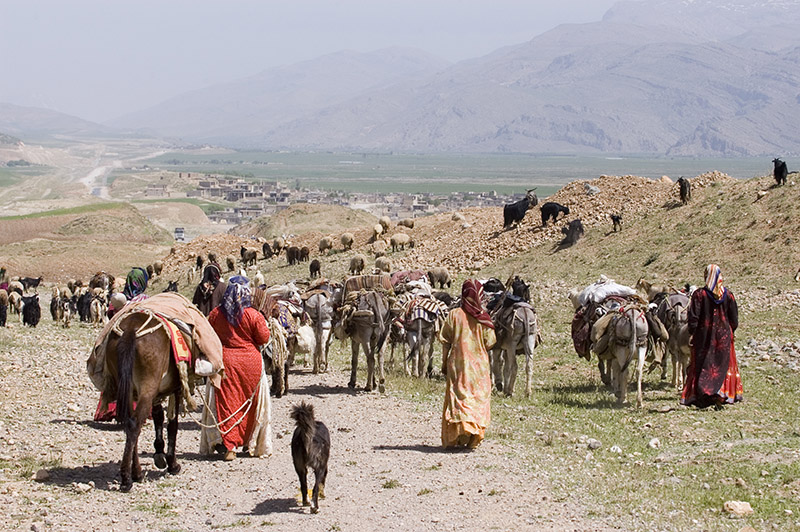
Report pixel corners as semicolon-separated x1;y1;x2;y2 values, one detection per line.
0;102;114;140
107;1;800;156
110;47;451;144
0;132;21;145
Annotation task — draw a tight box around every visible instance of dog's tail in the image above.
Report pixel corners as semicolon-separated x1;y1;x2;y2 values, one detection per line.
291;401;316;453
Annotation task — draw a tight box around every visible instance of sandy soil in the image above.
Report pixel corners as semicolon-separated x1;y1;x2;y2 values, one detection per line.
0;316;612;532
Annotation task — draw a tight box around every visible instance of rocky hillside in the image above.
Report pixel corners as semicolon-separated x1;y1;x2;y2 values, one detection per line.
155;169;799;296
233;203;377;240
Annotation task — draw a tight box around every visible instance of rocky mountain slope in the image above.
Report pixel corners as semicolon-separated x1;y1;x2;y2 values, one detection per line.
102;0;800;156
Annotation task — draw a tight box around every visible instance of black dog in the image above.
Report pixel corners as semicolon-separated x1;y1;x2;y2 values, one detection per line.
291;401;330;513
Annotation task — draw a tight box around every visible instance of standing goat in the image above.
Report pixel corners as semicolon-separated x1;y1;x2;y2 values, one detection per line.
503;189;538;229
773;158;788;186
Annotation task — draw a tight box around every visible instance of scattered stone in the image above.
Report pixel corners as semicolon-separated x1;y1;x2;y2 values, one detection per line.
33;469;49;482
610;445;622;454
724;500;754;517
648;438;661;449
73;482;92;493
587;438;602;450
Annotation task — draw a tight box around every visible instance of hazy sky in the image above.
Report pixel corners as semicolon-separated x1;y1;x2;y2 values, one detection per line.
0;0;618;123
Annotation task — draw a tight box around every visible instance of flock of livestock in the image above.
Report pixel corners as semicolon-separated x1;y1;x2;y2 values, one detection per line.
0;269;135;330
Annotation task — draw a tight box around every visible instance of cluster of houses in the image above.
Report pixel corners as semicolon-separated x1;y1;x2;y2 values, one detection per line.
145;173;520;224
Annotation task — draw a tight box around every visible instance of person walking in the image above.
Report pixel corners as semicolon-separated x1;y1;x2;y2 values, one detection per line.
681;264;743;408
205;276;272;460
438;279;496;449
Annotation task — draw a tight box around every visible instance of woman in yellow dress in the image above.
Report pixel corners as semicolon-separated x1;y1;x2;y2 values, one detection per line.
439;279;496;449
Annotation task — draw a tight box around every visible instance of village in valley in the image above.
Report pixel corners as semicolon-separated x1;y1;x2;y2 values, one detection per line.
142;171;515;226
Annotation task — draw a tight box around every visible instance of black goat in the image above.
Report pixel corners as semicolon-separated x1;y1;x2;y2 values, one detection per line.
677;177;691;205
481;278;505;294
540;202;570;226
291;402;330;514
503;189;538;229
262;241;273;260
20;276;43;292
77;291;93;322
561;219;585;246
309;259;321;278
299;246;310;262
773;158;788;186
163;281;179;292
610;214;622;232
21;294;41;327
286;246;301;266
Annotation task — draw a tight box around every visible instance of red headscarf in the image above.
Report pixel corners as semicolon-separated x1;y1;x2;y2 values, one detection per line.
461;279;494;329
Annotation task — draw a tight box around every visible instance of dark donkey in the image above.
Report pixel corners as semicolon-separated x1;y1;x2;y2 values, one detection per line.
104;312;184;491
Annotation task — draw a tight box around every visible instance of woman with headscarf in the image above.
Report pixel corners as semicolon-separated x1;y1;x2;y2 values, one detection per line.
681;264;743;408
122;267;149;300
206;276;271;460
438;279;497;449
192;262;226;316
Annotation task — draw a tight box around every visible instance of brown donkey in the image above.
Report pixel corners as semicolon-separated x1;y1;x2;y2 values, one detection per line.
103;312;183;492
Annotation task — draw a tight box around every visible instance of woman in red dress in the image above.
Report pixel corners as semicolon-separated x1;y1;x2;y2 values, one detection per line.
208;276;270;460
681;264;743;408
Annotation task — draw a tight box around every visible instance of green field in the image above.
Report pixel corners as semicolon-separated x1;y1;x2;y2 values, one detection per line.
131;197;227;214
143;151;774;195
0;201;124;220
0;165;48;188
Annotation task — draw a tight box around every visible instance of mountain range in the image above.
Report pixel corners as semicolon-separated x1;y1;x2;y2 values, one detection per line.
3;0;800;156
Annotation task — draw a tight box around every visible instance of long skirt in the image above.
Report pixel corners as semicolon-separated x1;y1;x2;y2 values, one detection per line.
200;370;272;457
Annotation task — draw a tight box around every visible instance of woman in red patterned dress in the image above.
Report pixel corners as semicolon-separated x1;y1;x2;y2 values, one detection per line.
208;276;270;460
681;264;743;408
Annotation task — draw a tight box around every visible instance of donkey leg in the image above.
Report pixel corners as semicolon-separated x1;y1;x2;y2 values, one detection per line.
599;359;611;387
425;334;435;378
348;340;359;388
152;403;168;470
615;355;629;406
670;350;678;388
636;346;646;409
377;340;386;394
166;391;181;474
365;343;375;392
120;420;138;492
504;349;517;397
490;348;503;392
525;334;536;398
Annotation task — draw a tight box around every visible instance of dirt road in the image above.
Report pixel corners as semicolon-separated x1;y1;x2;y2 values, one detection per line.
0;319;611;531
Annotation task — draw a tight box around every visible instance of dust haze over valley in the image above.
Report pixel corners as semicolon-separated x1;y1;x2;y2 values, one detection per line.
2;2;800;531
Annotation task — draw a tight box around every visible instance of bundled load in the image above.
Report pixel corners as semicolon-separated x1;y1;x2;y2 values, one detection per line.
570;276;645;361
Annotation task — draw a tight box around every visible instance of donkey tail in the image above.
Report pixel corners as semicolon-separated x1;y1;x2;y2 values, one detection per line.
115;323;137;424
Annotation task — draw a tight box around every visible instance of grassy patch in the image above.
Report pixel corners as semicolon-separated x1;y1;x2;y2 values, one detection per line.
0;201;124;220
382;479;401;489
134;501;176;517
132;197;227;214
1;453;63;480
417;488;433;495
210;518;251;529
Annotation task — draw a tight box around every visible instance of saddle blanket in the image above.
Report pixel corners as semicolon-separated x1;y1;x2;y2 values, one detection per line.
159;314;192;365
344;274;393;295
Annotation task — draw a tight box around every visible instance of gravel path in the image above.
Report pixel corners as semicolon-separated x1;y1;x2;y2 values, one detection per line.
0;320;613;531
